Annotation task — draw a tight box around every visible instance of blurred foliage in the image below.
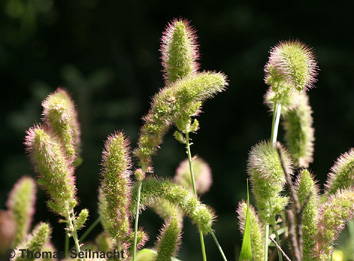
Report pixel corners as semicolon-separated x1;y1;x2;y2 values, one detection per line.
1;0;354;260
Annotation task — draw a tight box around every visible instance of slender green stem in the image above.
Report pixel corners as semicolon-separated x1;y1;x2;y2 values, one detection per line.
211;231;228;261
271;103;282;147
132;180;142;261
265;102;282;261
79;216;101;242
264;224;269;261
65;233;69;257
185;131;207;261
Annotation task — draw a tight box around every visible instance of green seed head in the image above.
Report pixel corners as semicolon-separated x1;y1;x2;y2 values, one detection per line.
248;141;291;223
325;148;354;195
24;126;77;217
13;222;51;261
315;189;354;259
42;88;80;164
296;169;319;260
265;41;317;92
134;72;227;171
7;177;36;246
98;132;132;242
161;19;199;84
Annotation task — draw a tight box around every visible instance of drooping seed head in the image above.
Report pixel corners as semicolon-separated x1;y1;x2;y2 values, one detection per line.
174;157;212;194
237;201;265;261
134;72;227;171
42;88;80;164
132;177;215;234
161;19;199;84
24;126;77;217
98;132;132;242
248;141;291;222
325;148;354;196
315;189;354;259
296;169;319;260
265;41;318;92
7;177;36;246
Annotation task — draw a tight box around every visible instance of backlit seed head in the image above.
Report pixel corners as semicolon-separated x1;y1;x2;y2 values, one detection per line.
248;141;291;222
99;132;132;242
0;211;16;254
174;157;212;194
7;177;36;246
315;189;354;259
134;72;227;171
42;88;80;164
325;148;354;195
24;126;77;217
296;169;319;260
265;41;318;92
161;19;199;84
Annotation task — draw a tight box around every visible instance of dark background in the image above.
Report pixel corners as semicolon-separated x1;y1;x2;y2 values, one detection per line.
1;0;353;260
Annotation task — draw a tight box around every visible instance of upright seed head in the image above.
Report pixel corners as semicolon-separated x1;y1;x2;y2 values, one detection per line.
248;141;291;223
237;201;265;261
265;41;318;92
161;19;199;84
98;132;132;242
7;177;36;246
296;169;319;260
24;126;77;217
283;92;315;168
325;148;354;196
42;88;80;164
174;157;212;194
315;189;354;259
12;222;51;261
134;72;227;171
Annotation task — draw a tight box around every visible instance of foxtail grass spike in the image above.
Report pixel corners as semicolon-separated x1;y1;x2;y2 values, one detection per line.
265;41;317;93
325;148;354;195
314;189;354;260
12;222;51;261
95;232;114;252
296;169;319;260
38;243;57;261
161;19;199;84
98;132;132;243
7;177;36;246
134;72;227;171
155;217;182;261
174;157;212;194
282;92;315;168
42;88;80;164
248;141;291;223
24;126;77;217
131;177;215;234
237;201;265;261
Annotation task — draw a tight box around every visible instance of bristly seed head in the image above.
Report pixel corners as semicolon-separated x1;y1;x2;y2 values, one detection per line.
24;125;77;217
42;88;80;164
161;19;199;84
265;41;318;92
99;132;132;243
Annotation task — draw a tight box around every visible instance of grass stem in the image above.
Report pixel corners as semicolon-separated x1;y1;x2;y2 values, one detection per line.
132;180;142;261
79;216;101;242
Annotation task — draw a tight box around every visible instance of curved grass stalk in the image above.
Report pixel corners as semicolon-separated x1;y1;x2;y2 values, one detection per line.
132;181;142;261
